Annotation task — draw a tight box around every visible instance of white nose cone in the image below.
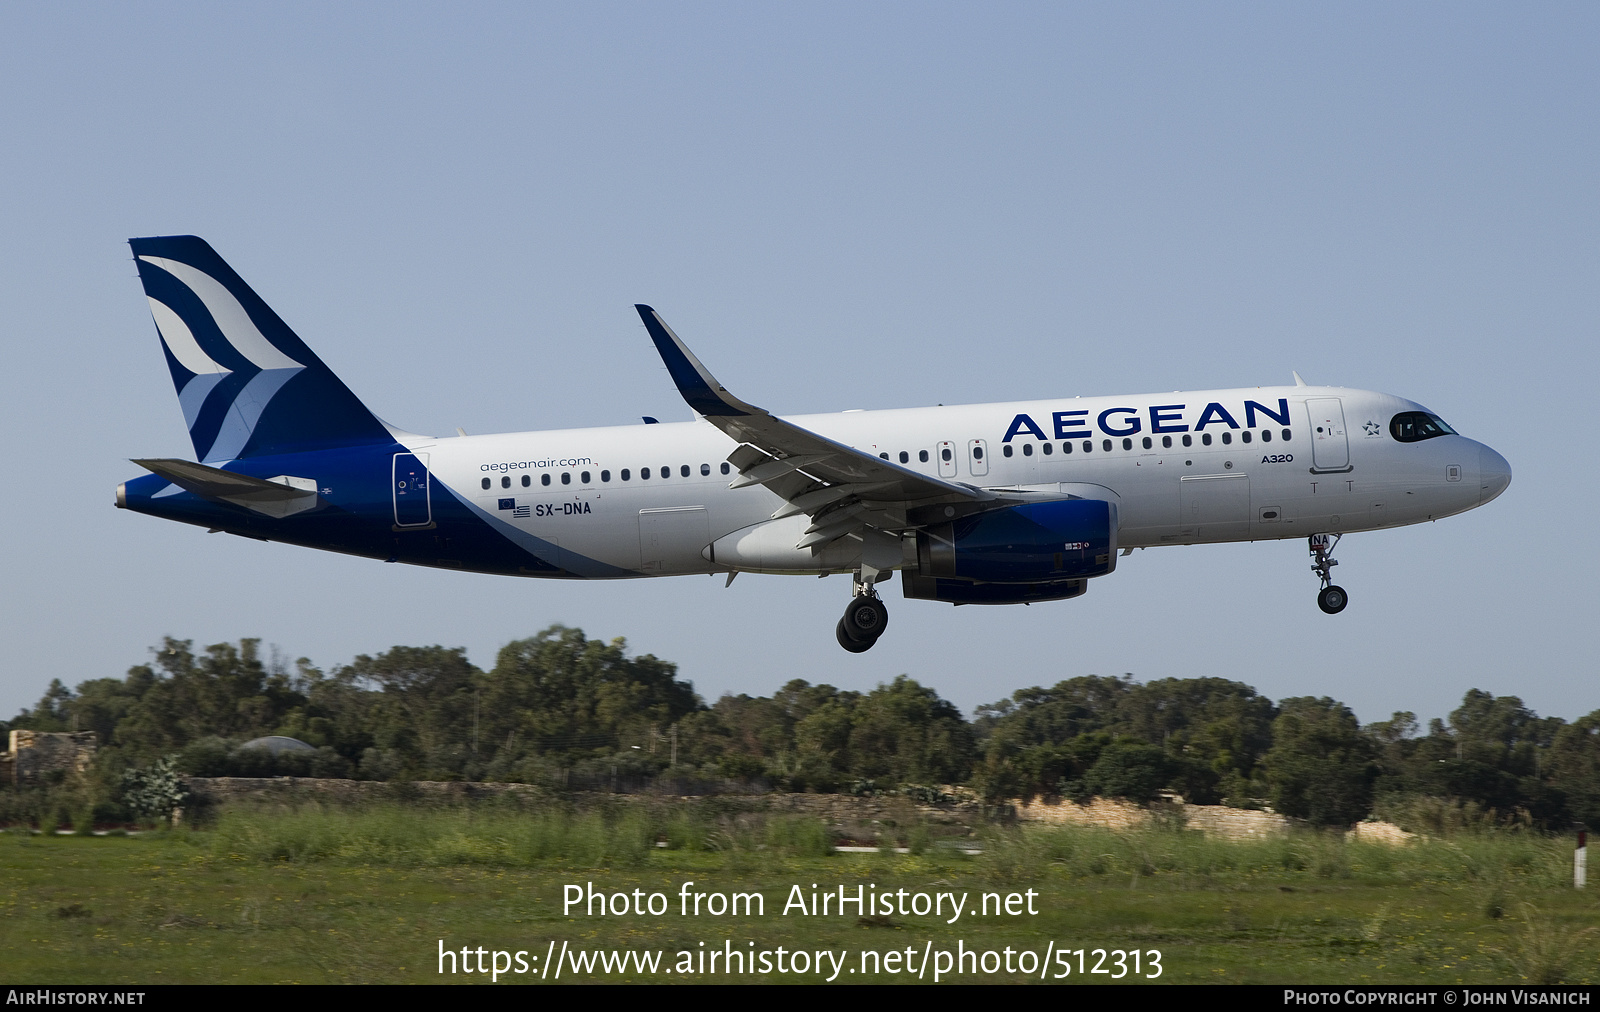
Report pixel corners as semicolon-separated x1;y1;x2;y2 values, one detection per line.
1479;445;1511;504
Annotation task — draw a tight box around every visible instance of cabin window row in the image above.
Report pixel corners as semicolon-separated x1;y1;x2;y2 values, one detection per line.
482;461;732;490
998;428;1292;457
877;448;960;464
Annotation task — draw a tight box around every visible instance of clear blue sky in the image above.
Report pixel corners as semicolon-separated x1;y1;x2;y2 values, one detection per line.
1;3;1594;726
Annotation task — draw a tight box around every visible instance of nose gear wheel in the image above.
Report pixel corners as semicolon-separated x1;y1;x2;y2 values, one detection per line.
1309;534;1348;614
1318;585;1348;614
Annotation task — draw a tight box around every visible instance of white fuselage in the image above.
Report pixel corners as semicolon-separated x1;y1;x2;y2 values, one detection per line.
400;384;1509;580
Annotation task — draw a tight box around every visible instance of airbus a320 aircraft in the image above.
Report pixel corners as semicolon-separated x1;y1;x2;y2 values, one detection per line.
117;236;1511;651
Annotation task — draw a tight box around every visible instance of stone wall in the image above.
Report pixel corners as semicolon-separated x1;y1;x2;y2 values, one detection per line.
1179;804;1291;840
185;776;548;806
1014;796;1153;831
1346;820;1415;845
183;777;1299;841
4;731;98;787
182;777;986;838
1013;796;1292;840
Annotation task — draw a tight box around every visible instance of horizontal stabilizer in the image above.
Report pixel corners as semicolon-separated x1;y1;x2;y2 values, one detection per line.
133;458;321;518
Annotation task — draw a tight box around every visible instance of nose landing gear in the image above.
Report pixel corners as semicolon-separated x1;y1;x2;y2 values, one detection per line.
836;569;890;652
1310;534;1348;614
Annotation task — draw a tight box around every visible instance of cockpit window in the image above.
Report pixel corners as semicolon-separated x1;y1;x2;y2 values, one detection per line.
1390;411;1457;442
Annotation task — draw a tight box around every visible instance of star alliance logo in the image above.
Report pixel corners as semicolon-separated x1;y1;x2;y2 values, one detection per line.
1362;420;1382;436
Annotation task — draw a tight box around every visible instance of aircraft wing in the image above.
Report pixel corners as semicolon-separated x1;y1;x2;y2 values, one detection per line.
636;306;1059;549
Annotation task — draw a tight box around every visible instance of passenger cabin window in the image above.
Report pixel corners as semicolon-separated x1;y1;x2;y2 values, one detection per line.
1062;441;1072;454
621;469;631;481
542;473;551;486
1182;434;1192;447
720;462;730;475
1261;430;1272;443
1121;438;1132;450
919;450;930;463
641;467;651;479
501;476;511;488
1023;443;1033;456
941;447;953;462
1201;433;1212;446
660;465;670;478
601;470;611;482
1161;436;1172;448
681;464;690;477
1282;428;1292;441
1241;430;1252;443
1082;440;1092;453
898;451;909;463
974;446;985;460
1102;439;1112;452
1389;412;1456;442
1142;436;1152;450
561;472;571;485
701;463;710;476
879;452;888;459
481;478;491;490
581;471;591;484
1003;445;1014;457
1041;442;1052;455
1221;432;1232;445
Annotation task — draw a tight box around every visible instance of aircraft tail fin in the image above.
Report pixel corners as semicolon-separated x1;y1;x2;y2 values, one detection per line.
129;235;393;461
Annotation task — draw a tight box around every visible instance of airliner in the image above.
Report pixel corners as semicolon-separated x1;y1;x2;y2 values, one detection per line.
116;236;1512;651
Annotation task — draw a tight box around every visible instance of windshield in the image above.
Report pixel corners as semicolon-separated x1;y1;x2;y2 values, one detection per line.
1389;411;1457;442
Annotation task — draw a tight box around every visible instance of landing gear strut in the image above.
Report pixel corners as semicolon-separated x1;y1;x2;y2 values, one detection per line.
1309;534;1348;614
836;569;890;652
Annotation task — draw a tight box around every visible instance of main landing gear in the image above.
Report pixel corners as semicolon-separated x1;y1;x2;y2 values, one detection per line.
836;570;890;652
1309;533;1348;614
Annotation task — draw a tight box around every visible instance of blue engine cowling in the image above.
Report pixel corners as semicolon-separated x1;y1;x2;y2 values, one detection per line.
903;499;1117;604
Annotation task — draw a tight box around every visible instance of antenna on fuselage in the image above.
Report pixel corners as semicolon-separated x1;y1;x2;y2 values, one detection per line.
1292;371;1309;387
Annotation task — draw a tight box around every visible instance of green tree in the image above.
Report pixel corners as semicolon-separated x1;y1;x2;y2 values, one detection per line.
1067;739;1175;803
847;676;975;787
1546;710;1600;829
1264;696;1377;826
8;679;76;732
109;639;307;763
1117;678;1277;804
478;626;701;773
791;693;858;791
342;644;480;777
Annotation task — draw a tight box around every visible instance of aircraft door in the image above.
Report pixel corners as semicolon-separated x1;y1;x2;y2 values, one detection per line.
392;453;432;528
1306;398;1350;471
967;439;989;477
936;441;957;478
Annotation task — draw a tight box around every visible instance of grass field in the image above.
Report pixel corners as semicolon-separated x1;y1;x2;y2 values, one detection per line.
1;805;1595;984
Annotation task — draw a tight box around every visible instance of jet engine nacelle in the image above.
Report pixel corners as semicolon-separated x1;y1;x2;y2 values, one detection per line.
902;499;1117;604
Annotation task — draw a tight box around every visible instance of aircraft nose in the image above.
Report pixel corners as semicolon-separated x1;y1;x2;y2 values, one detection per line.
1478;445;1511;504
